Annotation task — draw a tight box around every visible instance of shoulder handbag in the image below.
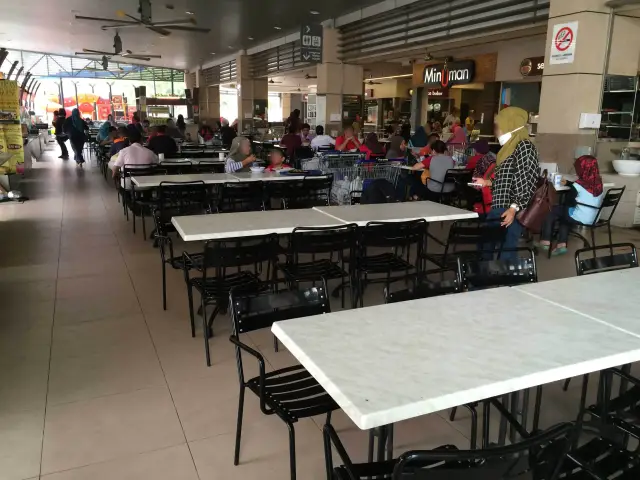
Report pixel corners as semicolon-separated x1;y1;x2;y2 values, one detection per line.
516;171;557;233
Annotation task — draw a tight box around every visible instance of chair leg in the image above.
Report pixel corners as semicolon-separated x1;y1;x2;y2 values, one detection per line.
449;407;457;421
467;405;478;450
286;421;297;480
141;212;147;239
233;385;245;466
323;418;333;480
607;224;613;255
161;261;167;310
562;378;571;391
590;228;596;255
202;297;212;366
187;284;195;338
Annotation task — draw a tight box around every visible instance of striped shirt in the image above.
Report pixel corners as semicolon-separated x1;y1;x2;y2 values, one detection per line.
225;157;245;173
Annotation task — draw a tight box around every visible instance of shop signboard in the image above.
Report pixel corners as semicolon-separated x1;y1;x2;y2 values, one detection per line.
550;21;578;65
423;61;475;88
427;88;448;97
0;80;24;174
520;57;545;77
300;24;323;63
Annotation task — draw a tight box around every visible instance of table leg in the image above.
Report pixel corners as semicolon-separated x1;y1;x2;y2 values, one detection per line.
482;400;492;448
497;395;508;446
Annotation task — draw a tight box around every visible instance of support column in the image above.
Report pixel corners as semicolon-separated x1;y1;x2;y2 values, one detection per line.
536;0;640;171
316;27;363;136
200;86;220;122
236;54;268;132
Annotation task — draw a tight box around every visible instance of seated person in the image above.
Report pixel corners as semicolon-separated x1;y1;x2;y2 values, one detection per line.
224;136;257;173
414;133;441;168
537;155;605;256
166;118;184;139
299;123;314;145
146;125;178;156
264;148;291;171
199;120;214;142
280;126;302;158
100;126;117;145
142;119;151;135
447;122;467;145
359;133;385;160
109;127;130;156
385;135;406;160
310;125;335;150
409;140;455;200
335;125;361;152
111;128;158;184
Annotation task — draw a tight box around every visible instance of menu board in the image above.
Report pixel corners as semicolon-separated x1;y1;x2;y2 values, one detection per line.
0;80;25;174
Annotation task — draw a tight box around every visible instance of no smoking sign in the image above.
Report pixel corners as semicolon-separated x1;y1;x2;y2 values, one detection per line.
550;21;578;65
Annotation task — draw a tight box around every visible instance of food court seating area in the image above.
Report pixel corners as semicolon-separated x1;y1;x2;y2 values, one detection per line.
2;146;640;480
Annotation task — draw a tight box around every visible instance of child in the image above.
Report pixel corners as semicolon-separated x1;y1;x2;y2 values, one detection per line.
264;148;291;171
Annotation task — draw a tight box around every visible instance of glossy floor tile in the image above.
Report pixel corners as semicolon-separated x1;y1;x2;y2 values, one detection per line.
1;146;638;479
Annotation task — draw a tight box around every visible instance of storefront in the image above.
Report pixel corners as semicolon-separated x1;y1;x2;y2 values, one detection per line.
412;53;500;137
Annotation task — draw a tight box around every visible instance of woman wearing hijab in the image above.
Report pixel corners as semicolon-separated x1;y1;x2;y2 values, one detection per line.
385;135;407;159
97;114;113;142
408;126;429;150
537;155;604;256
224;136;257;173
63;108;89;166
360;133;385;160
176;114;187;135
468;139;496;173
473;107;539;257
447;121;467;145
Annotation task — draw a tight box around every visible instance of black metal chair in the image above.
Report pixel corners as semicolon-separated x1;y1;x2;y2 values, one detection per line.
229;280;339;480
426;168;467;205
355;220;426;307
549;186;626;258
194;161;225;173
152;181;210;310
285;174;334;209
324;420;636;480
459;248;537;291
278;224;359;308
421;219;506;274
383;265;462;304
121;164;166;238
575;242;638;276
183;234;279;366
265;179;306;210
218;181;265;212
158;161;194;174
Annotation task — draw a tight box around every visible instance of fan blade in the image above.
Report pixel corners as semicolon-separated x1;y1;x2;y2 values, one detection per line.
122;50;162;58
151;18;196;27
101;23;141;30
122;56;151;61
83;49;113;55
147;26;172;36
163;25;211;33
75;15;138;24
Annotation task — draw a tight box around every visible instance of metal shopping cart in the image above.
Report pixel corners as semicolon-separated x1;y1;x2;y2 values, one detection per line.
327;163;401;205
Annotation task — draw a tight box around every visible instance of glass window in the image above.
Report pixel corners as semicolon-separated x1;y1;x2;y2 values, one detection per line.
220;87;238;124
268;93;283;122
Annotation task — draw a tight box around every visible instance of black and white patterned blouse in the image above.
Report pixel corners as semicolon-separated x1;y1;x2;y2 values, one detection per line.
491;140;539;210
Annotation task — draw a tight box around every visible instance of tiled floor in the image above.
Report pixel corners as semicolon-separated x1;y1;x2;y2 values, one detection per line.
1;144;639;479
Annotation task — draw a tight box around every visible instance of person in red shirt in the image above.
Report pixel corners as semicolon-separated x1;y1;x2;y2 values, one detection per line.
264;148;292;171
335;125;361;152
280;125;302;158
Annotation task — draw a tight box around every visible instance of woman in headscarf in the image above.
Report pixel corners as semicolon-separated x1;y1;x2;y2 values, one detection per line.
473;107;539;257
408;126;429;150
468;139;496;173
224;136;257;173
176;114;187;135
360;132;385;160
385;135;407;159
447;121;467;145
537;155;604;256
63;108;89;166
97;114;113;142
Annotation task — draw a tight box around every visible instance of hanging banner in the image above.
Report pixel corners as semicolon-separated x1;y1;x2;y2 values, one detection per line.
0;80;24;174
550;22;578;65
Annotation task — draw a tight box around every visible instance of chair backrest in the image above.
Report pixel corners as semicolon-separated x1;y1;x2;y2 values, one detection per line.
575;243;638;276
230;280;330;335
289;224;359;259
361;219;426;250
385;266;462;304
444;219;506;257
194;161;224;173
300;174;334;205
460;248;537;290
159;161;194;174
391;422;576;480
595;186;625;223
156;181;208;231
122;164;163;178
220;181;265;212
202;233;279;279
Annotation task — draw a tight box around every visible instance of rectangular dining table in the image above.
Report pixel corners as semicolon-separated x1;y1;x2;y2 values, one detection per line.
313;201;478;225
271;286;640;431
130;173;238;189
229;171;321;182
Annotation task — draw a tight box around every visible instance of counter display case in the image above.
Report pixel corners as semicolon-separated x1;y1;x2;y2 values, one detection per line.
598;75;640;142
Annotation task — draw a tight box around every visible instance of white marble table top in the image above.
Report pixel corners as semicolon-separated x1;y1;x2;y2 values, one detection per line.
131;173;238;188
514;268;640;338
230;171;323;182
272;287;640;430
171;208;345;241
313;201;477;226
161;157;226;165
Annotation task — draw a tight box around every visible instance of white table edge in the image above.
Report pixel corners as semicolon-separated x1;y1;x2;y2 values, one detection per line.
272;320;640;430
131;175;239;187
170;216;190;241
311;207;478;225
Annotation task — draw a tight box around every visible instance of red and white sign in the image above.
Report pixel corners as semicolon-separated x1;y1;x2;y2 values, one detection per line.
550;21;578;65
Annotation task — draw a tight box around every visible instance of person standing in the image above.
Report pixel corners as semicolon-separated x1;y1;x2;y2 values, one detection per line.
63;108;88;166
473;107;539;257
176;114;187;136
465;110;476;132
53;109;69;160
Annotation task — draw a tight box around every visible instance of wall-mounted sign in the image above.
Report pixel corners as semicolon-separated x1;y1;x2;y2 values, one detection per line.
520;57;545;77
550;21;578;65
427;88;447;97
423;60;475;88
300;24;323;63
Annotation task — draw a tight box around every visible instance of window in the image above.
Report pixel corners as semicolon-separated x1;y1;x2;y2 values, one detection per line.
268;93;283;122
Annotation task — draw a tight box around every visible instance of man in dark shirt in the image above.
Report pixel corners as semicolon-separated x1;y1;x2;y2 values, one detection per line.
147;125;178;156
109;127;131;157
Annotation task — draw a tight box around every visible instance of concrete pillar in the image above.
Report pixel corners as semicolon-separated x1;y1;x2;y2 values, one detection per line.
236;54;268;131
536;0;640;171
316;27;363;136
200;86;220;122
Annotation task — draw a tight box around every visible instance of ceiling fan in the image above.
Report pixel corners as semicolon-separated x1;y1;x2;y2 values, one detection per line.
304;73;317;80
268;79;283;84
74;0;211;37
76;33;160;62
365;78;382;85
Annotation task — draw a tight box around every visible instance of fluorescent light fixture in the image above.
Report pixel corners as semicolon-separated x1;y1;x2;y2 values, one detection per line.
186;11;194;15
362;74;413;82
248;36;254;40
310;10;320;14
274;26;282;30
